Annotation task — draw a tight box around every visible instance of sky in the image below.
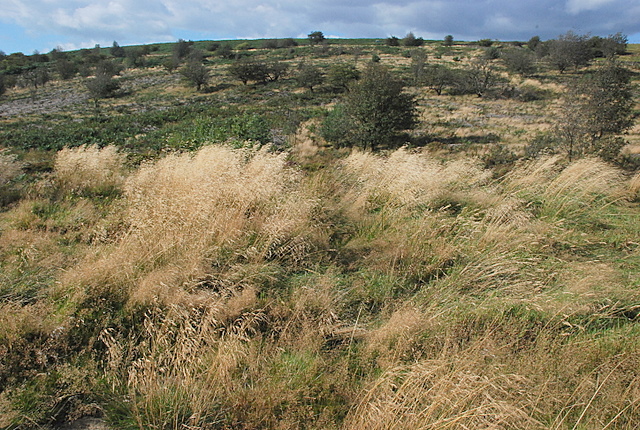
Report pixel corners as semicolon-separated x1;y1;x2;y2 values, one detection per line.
1;0;640;55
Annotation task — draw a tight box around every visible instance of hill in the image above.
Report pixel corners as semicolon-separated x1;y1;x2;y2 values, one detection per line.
1;35;640;429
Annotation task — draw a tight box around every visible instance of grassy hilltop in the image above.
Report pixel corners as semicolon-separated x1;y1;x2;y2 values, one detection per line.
1;35;640;429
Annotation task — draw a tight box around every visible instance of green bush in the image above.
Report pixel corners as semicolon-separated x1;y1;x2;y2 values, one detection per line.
321;64;417;150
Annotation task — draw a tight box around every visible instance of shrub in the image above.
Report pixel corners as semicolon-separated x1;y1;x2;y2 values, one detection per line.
444;35;454;46
308;31;325;45
386;36;400;46
326;63;360;92
295;63;323;91
321;64;417;150
402;32;424;47
180;51;209;91
501;47;537;76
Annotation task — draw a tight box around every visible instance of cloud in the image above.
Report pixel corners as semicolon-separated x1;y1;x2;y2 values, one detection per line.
1;0;640;53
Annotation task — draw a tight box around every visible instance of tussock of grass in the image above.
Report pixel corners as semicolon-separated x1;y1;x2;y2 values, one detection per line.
63;145;320;309
0;150;22;186
54;145;127;196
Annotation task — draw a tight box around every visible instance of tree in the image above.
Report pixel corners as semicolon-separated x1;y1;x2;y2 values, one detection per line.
86;60;121;100
111;41;125;58
386;36;400;46
265;61;289;82
174;39;193;61
547;31;593;73
555;62;634;161
464;59;498;97
443;35;454;47
22;66;50;92
402;32;424;47
527;35;541;51
501;47;536;76
181;51;209;91
55;58;78;80
423;64;454;95
598;32;628;58
321;64;417;150
0;74;5;97
410;49;427;84
296;63;324;92
228;60;286;85
86;70;119;100
308;31;325;45
125;47;145;67
228;60;265;85
326;63;360;92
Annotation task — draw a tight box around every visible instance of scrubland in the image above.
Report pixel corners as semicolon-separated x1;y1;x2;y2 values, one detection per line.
1;37;640;429
0;142;639;429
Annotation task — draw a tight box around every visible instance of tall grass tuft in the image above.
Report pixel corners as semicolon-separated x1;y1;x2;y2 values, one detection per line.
64;145;319;308
101;303;259;429
0;150;22;186
54;145;127;196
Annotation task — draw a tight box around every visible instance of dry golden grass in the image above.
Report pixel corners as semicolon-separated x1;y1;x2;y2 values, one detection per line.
101;303;255;429
62;145;320;308
340;147;491;212
0;150;22;186
347;328;640;430
3;139;639;429
54;145;127;195
629;171;640;201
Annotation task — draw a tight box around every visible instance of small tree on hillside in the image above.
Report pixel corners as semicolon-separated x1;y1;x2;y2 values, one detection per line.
56;58;77;80
326;63;360;92
229;60;264;85
547;31;592;73
174;39;193;60
403;32;424;47
181;50;209;91
86;70;119;100
410;49;428;84
443;35;454;47
296;63;323;92
321;64;417;150
556;62;634;161
111;41;125;58
86;60;121;100
308;31;325;45
386;36;400;46
466;59;497;97
265;61;289;82
501;47;537;76
423;64;454;95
